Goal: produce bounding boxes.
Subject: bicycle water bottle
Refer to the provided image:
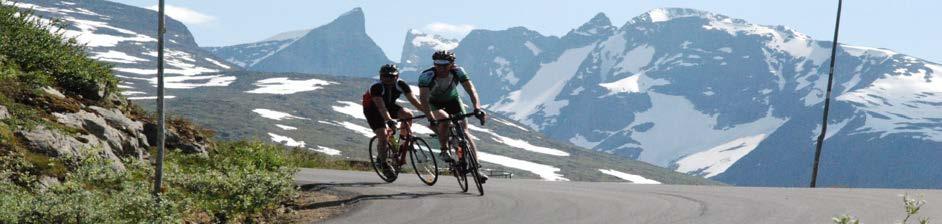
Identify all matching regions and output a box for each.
[389,134,400,151]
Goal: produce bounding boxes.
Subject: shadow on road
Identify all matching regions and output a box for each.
[296,182,472,210]
[299,182,385,192]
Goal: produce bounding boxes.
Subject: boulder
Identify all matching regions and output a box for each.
[144,122,209,155]
[0,105,9,120]
[16,126,125,171]
[53,109,147,159]
[89,106,150,154]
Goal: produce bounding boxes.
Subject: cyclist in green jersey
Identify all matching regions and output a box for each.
[418,50,489,183]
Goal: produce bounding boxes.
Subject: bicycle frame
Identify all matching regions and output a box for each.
[387,115,428,165]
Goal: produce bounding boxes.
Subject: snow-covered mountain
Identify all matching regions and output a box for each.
[208,8,392,77]
[479,8,942,188]
[398,29,458,80]
[8,0,240,99]
[452,13,615,103]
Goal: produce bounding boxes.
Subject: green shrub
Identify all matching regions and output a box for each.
[0,157,180,223]
[0,141,301,223]
[165,141,299,222]
[0,1,117,100]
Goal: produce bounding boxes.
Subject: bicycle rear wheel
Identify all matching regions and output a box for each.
[409,137,438,186]
[463,142,484,196]
[368,136,397,183]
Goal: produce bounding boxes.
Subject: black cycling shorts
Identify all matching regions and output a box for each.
[429,99,465,115]
[364,105,403,130]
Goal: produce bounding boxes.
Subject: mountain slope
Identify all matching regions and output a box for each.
[8,0,240,100]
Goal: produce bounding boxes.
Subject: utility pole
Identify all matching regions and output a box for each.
[810,0,844,188]
[153,0,167,197]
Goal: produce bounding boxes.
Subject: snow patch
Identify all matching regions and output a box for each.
[836,64,942,141]
[492,57,519,85]
[467,125,569,156]
[319,121,374,138]
[246,77,337,94]
[524,41,542,55]
[494,119,528,132]
[275,124,298,131]
[332,101,365,120]
[127,96,175,100]
[632,92,787,166]
[842,44,898,58]
[569,134,602,149]
[253,109,308,121]
[477,151,568,181]
[612,44,657,75]
[91,50,148,64]
[205,57,231,69]
[489,45,596,128]
[411,33,458,51]
[268,133,305,148]
[673,134,768,178]
[311,146,342,156]
[599,74,641,94]
[598,169,661,184]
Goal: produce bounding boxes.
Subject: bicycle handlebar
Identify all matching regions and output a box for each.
[435,111,486,126]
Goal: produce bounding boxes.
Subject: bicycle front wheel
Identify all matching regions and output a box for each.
[451,146,468,192]
[368,136,397,183]
[464,142,484,196]
[410,137,439,186]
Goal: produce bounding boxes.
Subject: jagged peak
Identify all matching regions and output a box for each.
[566,12,615,37]
[324,7,366,33]
[586,12,613,28]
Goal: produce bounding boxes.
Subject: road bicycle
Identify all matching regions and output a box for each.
[436,111,486,196]
[367,115,438,185]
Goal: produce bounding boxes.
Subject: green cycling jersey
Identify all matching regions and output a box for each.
[417,66,470,104]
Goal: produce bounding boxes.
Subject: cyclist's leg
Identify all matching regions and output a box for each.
[365,107,391,162]
[373,128,390,161]
[397,108,413,163]
[433,109,450,150]
[398,107,413,134]
[445,99,467,155]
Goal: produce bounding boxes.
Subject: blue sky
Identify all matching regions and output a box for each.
[113,0,941,63]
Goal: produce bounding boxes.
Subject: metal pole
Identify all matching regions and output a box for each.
[810,0,844,188]
[153,0,167,197]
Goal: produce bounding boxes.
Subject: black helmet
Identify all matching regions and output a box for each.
[379,64,399,76]
[432,50,456,64]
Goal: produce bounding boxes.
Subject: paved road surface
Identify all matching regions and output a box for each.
[295,169,942,224]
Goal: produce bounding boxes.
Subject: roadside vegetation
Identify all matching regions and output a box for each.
[0,2,363,223]
[833,194,931,224]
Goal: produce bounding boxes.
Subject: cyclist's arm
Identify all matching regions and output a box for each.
[372,97,393,121]
[419,87,436,120]
[405,92,427,113]
[460,80,482,111]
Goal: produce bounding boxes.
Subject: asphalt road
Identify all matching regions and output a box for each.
[295,169,942,224]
